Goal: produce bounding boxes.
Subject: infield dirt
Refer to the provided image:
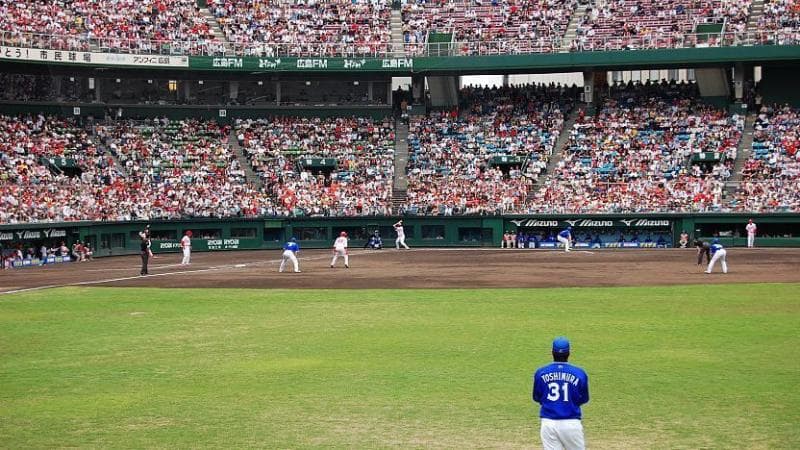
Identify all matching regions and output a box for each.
[2,248,799,293]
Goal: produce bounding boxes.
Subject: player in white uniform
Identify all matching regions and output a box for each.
[180,230,192,265]
[705,239,728,274]
[745,219,757,248]
[331,231,349,268]
[394,220,410,249]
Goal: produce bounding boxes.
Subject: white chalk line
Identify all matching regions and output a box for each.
[0,249,383,297]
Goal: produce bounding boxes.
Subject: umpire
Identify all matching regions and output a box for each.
[694,239,711,265]
[139,226,151,275]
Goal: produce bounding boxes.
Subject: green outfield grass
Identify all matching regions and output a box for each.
[1,284,799,449]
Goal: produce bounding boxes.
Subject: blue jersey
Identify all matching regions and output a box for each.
[283,242,299,253]
[710,243,724,254]
[558,229,571,239]
[533,362,589,420]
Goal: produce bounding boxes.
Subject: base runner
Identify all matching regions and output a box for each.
[331,231,349,268]
[279,237,301,273]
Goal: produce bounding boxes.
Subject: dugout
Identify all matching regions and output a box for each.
[509,218,673,248]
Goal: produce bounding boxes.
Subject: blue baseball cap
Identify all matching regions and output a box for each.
[290,237,297,242]
[552,336,571,354]
[712,238,720,244]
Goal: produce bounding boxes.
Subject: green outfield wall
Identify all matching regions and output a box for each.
[2,214,799,258]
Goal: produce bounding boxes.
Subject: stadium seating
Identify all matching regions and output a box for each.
[235,116,395,216]
[0,0,221,54]
[210,0,392,57]
[405,84,577,215]
[402,0,578,55]
[729,105,800,211]
[525,82,743,213]
[571,0,752,51]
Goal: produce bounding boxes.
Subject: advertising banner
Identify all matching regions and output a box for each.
[190,56,413,72]
[0,46,189,67]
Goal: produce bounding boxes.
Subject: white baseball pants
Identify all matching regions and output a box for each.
[557,236,571,252]
[706,249,728,273]
[396,236,409,249]
[280,250,299,272]
[331,248,349,267]
[747,234,755,248]
[540,418,585,450]
[181,248,191,265]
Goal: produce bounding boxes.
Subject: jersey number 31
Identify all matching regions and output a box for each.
[547,382,569,402]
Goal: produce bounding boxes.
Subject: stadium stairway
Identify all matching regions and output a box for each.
[200,6,234,55]
[391,9,405,57]
[746,0,765,33]
[392,118,410,213]
[726,113,756,195]
[93,125,128,175]
[533,107,581,189]
[561,1,590,52]
[228,129,264,189]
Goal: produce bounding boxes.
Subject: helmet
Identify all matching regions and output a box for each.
[186,230,193,237]
[340,231,348,237]
[567,226,572,230]
[712,238,720,244]
[290,237,297,242]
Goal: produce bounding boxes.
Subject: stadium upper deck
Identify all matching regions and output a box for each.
[0,0,798,59]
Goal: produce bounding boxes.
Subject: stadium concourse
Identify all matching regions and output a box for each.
[2,248,800,293]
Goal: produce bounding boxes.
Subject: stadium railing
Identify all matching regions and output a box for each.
[2,31,799,58]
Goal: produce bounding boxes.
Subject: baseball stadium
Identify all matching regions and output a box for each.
[1,0,799,448]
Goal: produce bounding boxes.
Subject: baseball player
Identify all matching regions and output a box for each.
[694,239,711,266]
[394,220,410,249]
[533,336,590,450]
[502,230,510,248]
[331,231,349,268]
[279,237,301,273]
[557,226,573,252]
[364,230,383,250]
[706,238,728,274]
[746,219,757,248]
[180,230,192,265]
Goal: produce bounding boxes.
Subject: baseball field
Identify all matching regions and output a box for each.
[1,249,799,448]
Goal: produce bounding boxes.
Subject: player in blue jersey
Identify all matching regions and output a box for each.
[279,237,301,273]
[557,227,573,252]
[533,336,590,450]
[705,238,728,274]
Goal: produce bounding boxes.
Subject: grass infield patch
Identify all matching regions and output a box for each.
[1,284,798,448]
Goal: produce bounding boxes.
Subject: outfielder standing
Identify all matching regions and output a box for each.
[180,230,192,265]
[331,231,349,268]
[706,238,728,274]
[533,336,590,450]
[394,220,410,249]
[279,237,301,273]
[557,227,573,252]
[746,219,757,248]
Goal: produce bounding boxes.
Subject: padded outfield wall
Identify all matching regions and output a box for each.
[2,214,799,259]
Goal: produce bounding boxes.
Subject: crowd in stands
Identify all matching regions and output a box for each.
[730,104,800,211]
[210,0,392,57]
[0,0,221,54]
[756,0,800,44]
[95,119,279,219]
[405,84,577,215]
[235,116,395,216]
[402,0,577,54]
[525,81,743,213]
[571,0,752,51]
[3,0,800,56]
